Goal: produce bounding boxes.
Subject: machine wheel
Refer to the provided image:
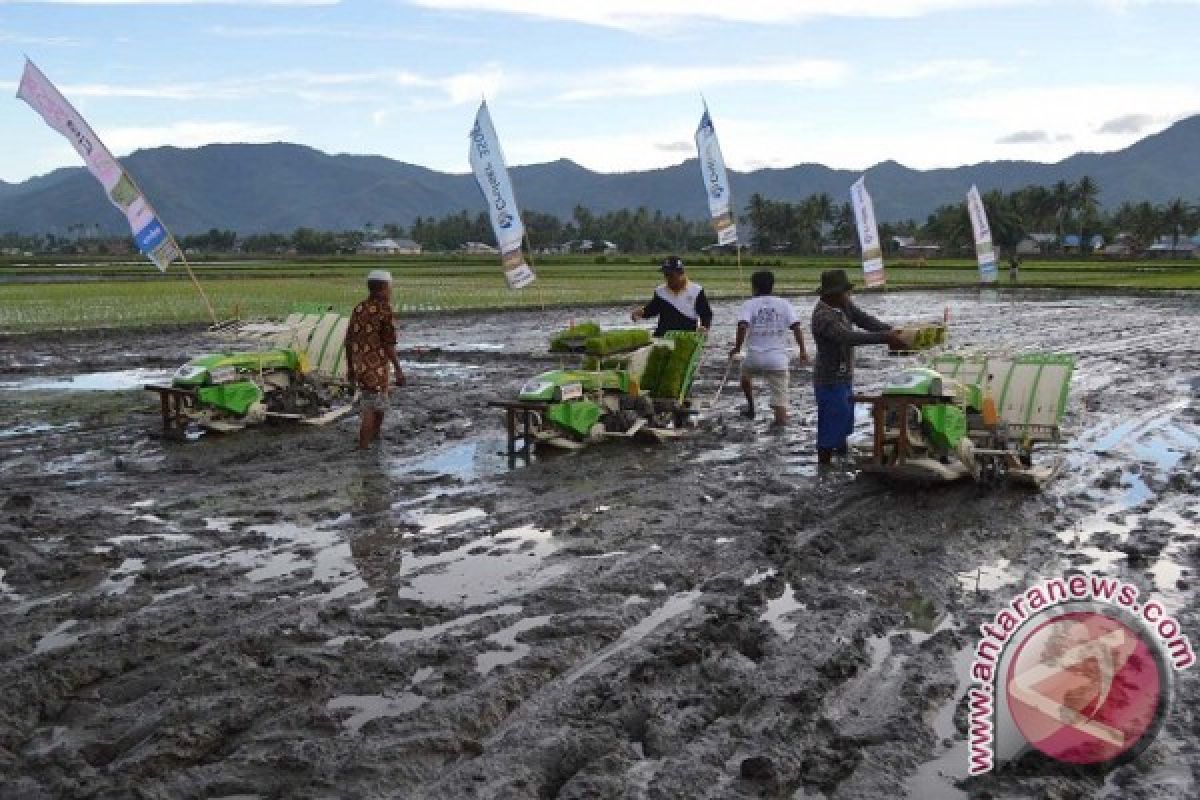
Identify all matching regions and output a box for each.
[268,375,326,416]
[603,409,642,433]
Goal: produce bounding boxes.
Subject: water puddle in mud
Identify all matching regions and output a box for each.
[381,603,523,646]
[760,583,804,640]
[407,341,505,353]
[905,641,975,799]
[149,586,196,605]
[0,568,21,601]
[956,558,1019,593]
[34,619,82,654]
[396,524,565,606]
[168,520,365,601]
[692,444,745,465]
[398,360,483,380]
[4,591,70,616]
[743,567,776,586]
[475,614,553,675]
[391,439,509,481]
[413,508,487,532]
[327,692,427,734]
[108,532,194,545]
[206,517,240,534]
[565,590,701,684]
[0,368,168,392]
[0,421,80,439]
[98,558,145,595]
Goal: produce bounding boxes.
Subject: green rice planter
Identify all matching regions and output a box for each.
[518,323,706,443]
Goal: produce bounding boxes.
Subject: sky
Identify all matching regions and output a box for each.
[1,0,1199,184]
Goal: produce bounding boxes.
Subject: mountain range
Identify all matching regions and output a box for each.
[2,116,1199,235]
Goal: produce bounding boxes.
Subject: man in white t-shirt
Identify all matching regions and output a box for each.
[729,271,809,427]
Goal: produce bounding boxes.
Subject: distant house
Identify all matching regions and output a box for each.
[820,243,855,256]
[1061,234,1105,254]
[1145,236,1199,258]
[1016,233,1057,256]
[558,239,618,254]
[358,237,421,256]
[891,235,941,258]
[462,241,499,255]
[1101,233,1135,258]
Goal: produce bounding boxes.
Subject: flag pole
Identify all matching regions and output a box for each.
[522,228,546,311]
[120,167,218,326]
[735,241,744,291]
[176,246,219,326]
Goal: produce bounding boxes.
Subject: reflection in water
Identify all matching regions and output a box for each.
[396,525,565,606]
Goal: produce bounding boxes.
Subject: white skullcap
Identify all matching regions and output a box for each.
[367,270,393,283]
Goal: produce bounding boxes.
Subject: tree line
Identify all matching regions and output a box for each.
[4,178,1198,257]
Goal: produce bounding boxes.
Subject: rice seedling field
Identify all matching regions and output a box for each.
[1,255,1197,332]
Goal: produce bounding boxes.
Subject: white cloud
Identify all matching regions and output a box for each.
[880,59,1006,85]
[101,121,293,153]
[5,1,337,5]
[0,31,80,45]
[938,83,1200,159]
[410,0,1200,32]
[409,0,1024,30]
[205,23,478,43]
[550,60,846,102]
[22,66,507,107]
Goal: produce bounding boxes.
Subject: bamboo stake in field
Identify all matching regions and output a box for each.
[523,230,546,311]
[176,248,219,326]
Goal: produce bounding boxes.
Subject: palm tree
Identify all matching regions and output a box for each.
[1075,176,1100,254]
[1051,180,1074,248]
[1163,198,1195,253]
[983,190,1024,258]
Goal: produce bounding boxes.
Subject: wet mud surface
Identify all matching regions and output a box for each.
[1,290,1198,799]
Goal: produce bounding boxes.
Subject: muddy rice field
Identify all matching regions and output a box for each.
[1,289,1198,799]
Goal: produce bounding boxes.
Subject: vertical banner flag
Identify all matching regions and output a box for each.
[468,100,536,290]
[695,104,737,246]
[966,184,998,283]
[16,59,180,272]
[850,176,886,288]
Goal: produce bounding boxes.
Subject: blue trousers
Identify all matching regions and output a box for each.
[815,383,854,451]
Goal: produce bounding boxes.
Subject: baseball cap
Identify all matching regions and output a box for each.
[660,256,685,274]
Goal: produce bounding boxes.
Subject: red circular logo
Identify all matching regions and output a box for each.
[1006,609,1168,765]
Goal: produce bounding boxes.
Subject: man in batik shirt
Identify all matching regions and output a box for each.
[345,270,404,450]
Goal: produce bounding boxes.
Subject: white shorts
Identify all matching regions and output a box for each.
[741,366,789,407]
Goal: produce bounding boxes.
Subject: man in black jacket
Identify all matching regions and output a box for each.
[811,269,907,466]
[631,256,713,336]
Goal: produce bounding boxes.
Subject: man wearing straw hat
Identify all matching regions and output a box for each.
[811,269,907,466]
[345,270,405,450]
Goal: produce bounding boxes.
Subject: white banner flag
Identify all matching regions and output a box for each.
[695,105,737,246]
[468,100,535,290]
[966,184,998,284]
[850,176,885,288]
[16,59,180,272]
